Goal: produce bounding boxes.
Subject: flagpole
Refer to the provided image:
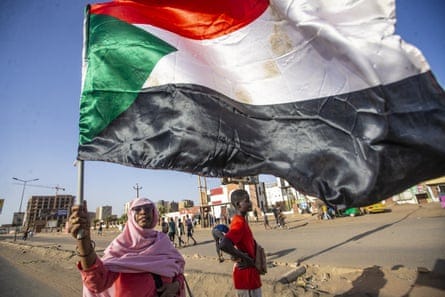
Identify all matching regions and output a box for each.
[75,5,90,240]
[76,159,85,239]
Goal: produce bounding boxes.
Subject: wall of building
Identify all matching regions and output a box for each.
[96,206,112,221]
[24,195,75,232]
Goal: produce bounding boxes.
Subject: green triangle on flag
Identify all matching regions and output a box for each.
[79,13,177,145]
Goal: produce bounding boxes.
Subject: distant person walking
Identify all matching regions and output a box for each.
[253,208,259,222]
[272,206,279,226]
[161,217,169,234]
[185,215,197,246]
[322,204,332,220]
[177,218,186,247]
[278,209,288,229]
[168,217,177,244]
[22,229,29,241]
[211,223,229,262]
[97,224,103,236]
[262,210,271,229]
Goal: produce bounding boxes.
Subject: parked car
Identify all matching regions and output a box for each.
[341,207,362,217]
[0,228,7,234]
[362,202,388,214]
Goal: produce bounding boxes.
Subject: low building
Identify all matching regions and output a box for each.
[96,205,112,221]
[178,199,194,209]
[24,195,75,232]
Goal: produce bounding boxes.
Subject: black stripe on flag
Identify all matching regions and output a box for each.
[78,71,445,207]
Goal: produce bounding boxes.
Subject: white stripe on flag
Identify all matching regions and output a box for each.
[138,1,429,105]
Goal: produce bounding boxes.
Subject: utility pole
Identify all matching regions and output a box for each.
[133,183,142,198]
[12,177,39,241]
[198,176,209,228]
[197,176,208,206]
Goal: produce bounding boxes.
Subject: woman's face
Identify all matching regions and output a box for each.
[132,204,155,228]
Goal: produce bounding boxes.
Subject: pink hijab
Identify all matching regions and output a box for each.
[102,197,185,276]
[83,198,185,297]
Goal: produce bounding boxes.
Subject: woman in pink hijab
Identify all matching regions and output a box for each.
[69,198,185,297]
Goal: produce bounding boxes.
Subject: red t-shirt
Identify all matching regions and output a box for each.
[225,214,261,290]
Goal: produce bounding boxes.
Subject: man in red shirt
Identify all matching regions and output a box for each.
[220,189,262,297]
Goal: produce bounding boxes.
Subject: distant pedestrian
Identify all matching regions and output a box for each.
[322,204,332,220]
[278,210,288,229]
[253,208,259,222]
[211,224,229,262]
[97,224,103,236]
[272,206,279,226]
[315,199,325,220]
[168,217,176,244]
[161,217,169,234]
[177,218,185,247]
[209,214,215,227]
[22,229,28,241]
[185,215,197,246]
[263,211,271,229]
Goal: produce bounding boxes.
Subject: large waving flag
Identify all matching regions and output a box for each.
[78,0,445,207]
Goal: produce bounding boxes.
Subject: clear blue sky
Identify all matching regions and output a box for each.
[0,0,444,225]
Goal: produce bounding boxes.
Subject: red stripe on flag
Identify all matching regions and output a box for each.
[90,0,269,40]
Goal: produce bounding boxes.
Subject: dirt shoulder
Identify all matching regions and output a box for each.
[1,239,444,296]
[1,203,444,296]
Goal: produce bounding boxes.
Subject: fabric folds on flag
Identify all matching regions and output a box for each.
[78,0,445,207]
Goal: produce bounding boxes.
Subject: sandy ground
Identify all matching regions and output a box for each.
[1,241,444,297]
[1,204,445,296]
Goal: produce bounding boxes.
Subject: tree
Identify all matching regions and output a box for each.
[93,219,100,230]
[157,205,166,216]
[119,213,128,224]
[105,215,113,229]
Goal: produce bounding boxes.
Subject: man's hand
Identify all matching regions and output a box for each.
[236,253,255,269]
[220,237,255,269]
[157,280,180,297]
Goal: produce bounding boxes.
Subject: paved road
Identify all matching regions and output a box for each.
[193,204,445,272]
[3,203,445,273]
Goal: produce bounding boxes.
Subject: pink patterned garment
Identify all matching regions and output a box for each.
[79,198,185,297]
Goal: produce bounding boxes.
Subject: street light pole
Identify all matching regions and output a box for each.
[13,177,39,213]
[133,183,142,198]
[12,177,39,241]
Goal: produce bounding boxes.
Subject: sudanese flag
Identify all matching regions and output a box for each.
[77,0,445,207]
